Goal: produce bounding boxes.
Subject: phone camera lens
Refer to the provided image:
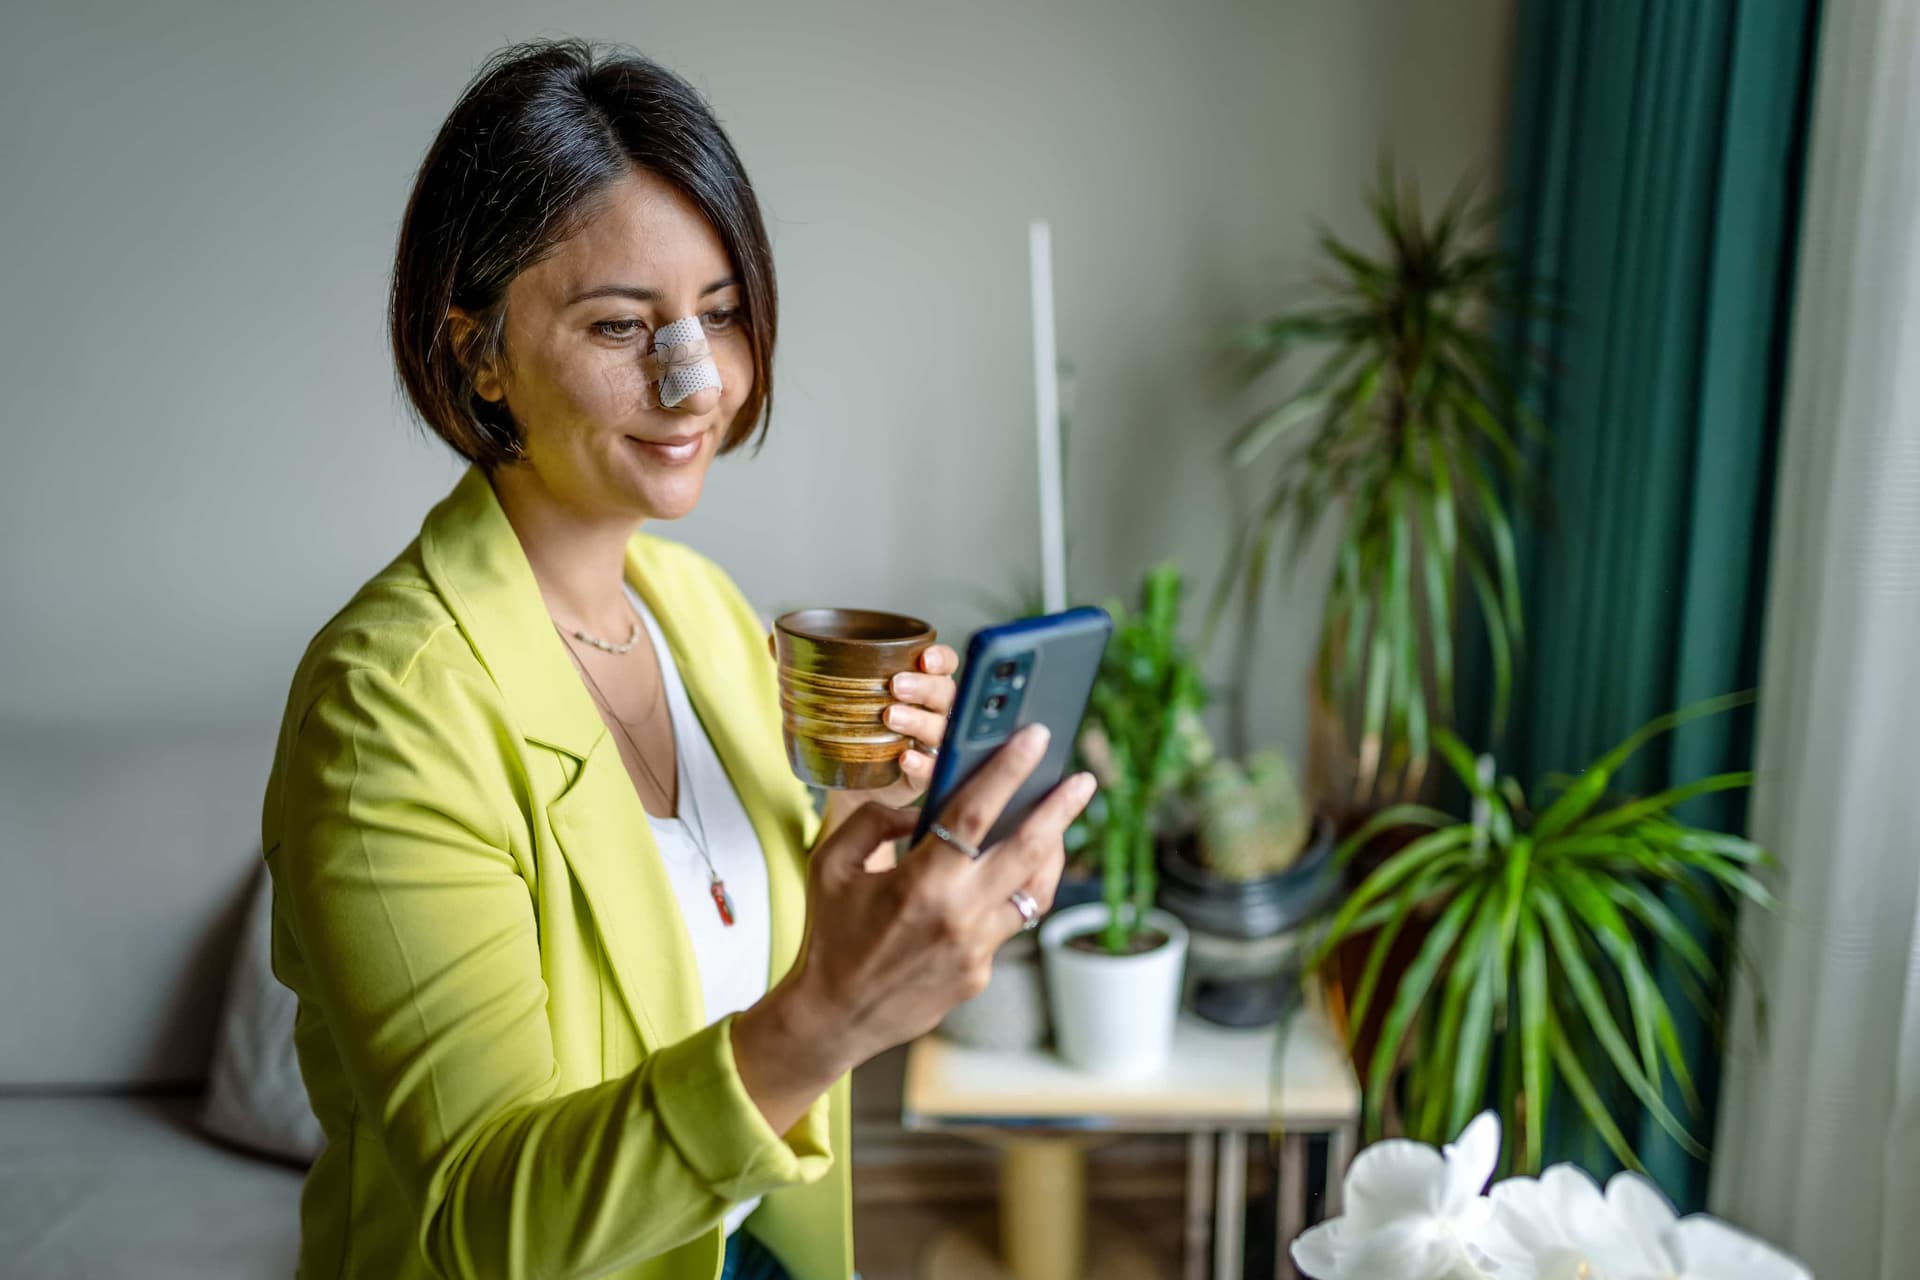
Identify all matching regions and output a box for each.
[985,693,1008,714]
[992,660,1019,679]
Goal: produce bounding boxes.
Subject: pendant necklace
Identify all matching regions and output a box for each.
[558,618,736,927]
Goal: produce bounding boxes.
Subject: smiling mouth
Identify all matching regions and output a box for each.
[625,430,708,464]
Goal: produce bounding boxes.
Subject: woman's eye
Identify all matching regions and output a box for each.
[593,318,645,340]
[701,307,741,332]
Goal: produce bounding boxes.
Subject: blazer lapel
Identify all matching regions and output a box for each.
[419,465,704,1051]
[625,542,811,992]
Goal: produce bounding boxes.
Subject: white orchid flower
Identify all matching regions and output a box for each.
[1598,1173,1813,1280]
[1481,1164,1811,1280]
[1483,1164,1612,1279]
[1291,1112,1503,1280]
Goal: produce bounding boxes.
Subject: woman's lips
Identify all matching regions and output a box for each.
[626,431,706,465]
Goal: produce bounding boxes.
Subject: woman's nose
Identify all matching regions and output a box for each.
[666,384,722,416]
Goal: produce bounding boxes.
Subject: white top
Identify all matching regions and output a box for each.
[626,584,771,1235]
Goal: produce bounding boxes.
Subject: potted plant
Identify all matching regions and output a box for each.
[1314,694,1775,1173]
[1156,750,1339,1027]
[1208,173,1548,818]
[1040,563,1202,1077]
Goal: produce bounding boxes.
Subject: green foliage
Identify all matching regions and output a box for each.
[1195,749,1311,880]
[1080,563,1211,953]
[1210,170,1553,805]
[1314,694,1775,1173]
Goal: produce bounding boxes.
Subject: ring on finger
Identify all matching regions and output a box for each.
[1009,888,1041,931]
[927,820,983,861]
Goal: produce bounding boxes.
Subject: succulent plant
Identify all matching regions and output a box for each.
[1196,748,1312,881]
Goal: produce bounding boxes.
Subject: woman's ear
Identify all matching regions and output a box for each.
[447,306,505,403]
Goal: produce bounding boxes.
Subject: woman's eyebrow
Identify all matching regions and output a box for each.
[566,276,738,305]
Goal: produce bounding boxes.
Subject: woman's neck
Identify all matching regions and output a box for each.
[487,466,641,639]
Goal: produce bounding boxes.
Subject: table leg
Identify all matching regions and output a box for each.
[1327,1123,1358,1216]
[999,1137,1086,1280]
[1185,1131,1215,1280]
[1276,1133,1307,1279]
[1213,1130,1246,1280]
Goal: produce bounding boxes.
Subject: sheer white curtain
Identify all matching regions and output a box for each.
[1709,2,1920,1277]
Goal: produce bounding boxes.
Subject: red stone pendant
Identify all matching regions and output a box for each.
[709,877,736,927]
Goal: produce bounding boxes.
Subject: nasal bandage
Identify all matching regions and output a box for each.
[647,315,723,408]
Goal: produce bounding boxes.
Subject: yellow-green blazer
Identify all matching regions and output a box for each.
[262,464,849,1280]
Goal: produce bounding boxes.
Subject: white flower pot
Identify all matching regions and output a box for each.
[1038,902,1189,1078]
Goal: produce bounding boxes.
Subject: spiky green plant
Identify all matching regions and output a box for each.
[1313,694,1775,1173]
[1210,172,1551,807]
[1079,563,1209,953]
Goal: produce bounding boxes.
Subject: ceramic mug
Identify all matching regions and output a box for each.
[772,608,936,790]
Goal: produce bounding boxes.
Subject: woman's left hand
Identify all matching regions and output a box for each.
[820,644,958,842]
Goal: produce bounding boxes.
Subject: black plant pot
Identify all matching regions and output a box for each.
[1155,817,1339,1027]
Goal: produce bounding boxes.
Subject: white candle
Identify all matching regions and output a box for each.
[1029,219,1067,615]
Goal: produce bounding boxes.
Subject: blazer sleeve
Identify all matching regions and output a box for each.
[270,659,831,1280]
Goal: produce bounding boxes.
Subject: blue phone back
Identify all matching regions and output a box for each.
[913,606,1113,850]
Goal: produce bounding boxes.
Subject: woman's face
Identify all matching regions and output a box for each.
[466,167,753,522]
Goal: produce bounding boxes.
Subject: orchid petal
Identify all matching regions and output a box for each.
[1345,1140,1450,1229]
[1343,1219,1451,1279]
[1291,1216,1348,1280]
[1671,1217,1813,1280]
[1442,1112,1503,1212]
[1604,1172,1678,1235]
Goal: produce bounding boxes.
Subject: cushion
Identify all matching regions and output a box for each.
[198,866,323,1164]
[0,1094,300,1278]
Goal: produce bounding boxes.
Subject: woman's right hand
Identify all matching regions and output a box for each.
[732,724,1096,1131]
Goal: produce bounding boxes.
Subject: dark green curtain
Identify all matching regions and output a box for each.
[1465,0,1821,1211]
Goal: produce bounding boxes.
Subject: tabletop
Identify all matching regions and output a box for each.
[901,1007,1361,1134]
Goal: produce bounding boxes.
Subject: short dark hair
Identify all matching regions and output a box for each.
[390,39,778,470]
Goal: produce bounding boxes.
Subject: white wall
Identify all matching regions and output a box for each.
[0,0,1512,1083]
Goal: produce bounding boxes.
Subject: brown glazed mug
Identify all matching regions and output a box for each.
[773,608,936,790]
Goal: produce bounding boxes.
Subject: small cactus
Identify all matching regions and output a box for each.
[1196,750,1311,880]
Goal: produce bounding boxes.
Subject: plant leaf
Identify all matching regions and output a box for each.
[1533,890,1705,1157]
[1517,909,1549,1171]
[1547,1014,1642,1172]
[1321,826,1475,949]
[1466,557,1513,731]
[1579,773,1757,839]
[1448,913,1502,1138]
[1586,692,1756,781]
[1418,492,1455,718]
[1558,869,1700,1112]
[1345,849,1473,1044]
[1229,392,1328,469]
[1603,878,1718,983]
[1332,802,1456,864]
[1532,766,1614,843]
[1364,883,1486,1136]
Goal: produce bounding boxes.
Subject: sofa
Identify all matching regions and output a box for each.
[0,721,303,1277]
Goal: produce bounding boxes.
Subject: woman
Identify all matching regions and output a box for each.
[262,39,1091,1280]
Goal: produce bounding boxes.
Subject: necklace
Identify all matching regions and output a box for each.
[568,604,644,654]
[558,620,737,927]
[558,627,673,801]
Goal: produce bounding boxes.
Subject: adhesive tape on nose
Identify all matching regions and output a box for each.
[649,315,722,408]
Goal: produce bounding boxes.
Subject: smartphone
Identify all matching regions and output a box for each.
[912,606,1113,851]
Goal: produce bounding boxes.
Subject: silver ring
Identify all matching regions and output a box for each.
[1009,889,1041,931]
[927,820,983,861]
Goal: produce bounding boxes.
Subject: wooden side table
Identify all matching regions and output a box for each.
[901,1004,1361,1280]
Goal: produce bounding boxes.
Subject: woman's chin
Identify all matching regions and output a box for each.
[622,468,708,522]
